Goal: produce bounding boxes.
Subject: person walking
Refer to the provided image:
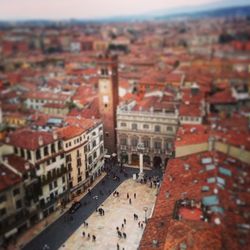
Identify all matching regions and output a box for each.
[121,223,124,229]
[123,232,127,239]
[82,231,85,237]
[129,198,132,205]
[117,243,120,250]
[124,218,126,225]
[134,193,136,199]
[87,233,90,240]
[127,193,129,199]
[92,235,96,241]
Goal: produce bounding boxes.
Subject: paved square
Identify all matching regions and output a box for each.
[59,178,157,250]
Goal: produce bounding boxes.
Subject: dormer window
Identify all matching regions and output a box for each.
[101,68,109,76]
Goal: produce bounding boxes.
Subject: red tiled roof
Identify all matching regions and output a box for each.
[5,154,34,174]
[176,124,209,146]
[24,91,70,101]
[9,129,57,150]
[208,90,236,104]
[179,103,202,117]
[0,164,22,192]
[140,151,250,250]
[57,125,85,140]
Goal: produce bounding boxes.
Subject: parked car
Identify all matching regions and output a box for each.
[69,201,81,214]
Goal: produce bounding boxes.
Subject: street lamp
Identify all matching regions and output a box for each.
[93,195,98,211]
[143,206,148,223]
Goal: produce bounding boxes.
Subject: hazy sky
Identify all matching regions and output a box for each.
[0,0,229,20]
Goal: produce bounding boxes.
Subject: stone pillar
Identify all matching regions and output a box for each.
[138,153,144,180]
[139,153,143,174]
[128,153,131,165]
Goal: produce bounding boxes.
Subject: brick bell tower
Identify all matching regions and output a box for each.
[97,53,119,154]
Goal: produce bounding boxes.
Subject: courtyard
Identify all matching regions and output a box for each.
[59,178,157,250]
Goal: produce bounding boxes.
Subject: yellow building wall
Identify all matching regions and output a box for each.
[215,141,250,164]
[175,142,208,158]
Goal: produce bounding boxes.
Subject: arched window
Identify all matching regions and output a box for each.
[131,136,138,147]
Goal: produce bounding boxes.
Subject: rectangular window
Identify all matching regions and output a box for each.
[62,176,66,183]
[143,124,149,129]
[77,158,82,166]
[155,125,161,132]
[0,195,7,203]
[143,139,150,148]
[66,155,71,162]
[51,144,55,153]
[27,151,31,160]
[44,146,49,156]
[100,145,104,154]
[0,208,6,216]
[131,138,138,147]
[154,141,161,149]
[88,156,92,164]
[36,150,41,160]
[121,122,126,127]
[13,188,20,196]
[58,141,62,150]
[167,126,173,132]
[49,183,53,191]
[16,200,22,209]
[78,176,82,183]
[120,138,127,145]
[132,123,137,130]
[93,151,97,159]
[54,180,57,188]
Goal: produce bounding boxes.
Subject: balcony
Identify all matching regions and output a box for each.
[120,145,127,150]
[41,167,68,185]
[154,149,162,154]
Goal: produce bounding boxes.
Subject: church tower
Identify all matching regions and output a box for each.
[97,54,119,154]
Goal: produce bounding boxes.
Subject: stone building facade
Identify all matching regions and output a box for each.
[116,99,179,169]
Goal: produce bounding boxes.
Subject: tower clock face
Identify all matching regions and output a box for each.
[103,95,109,104]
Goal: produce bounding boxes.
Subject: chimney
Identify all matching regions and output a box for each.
[5,136,10,143]
[25,162,30,170]
[208,137,215,151]
[4,157,8,164]
[38,136,43,146]
[53,131,58,140]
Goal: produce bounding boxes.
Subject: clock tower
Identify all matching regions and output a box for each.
[97,53,119,154]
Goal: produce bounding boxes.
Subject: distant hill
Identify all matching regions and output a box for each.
[0,1,250,27]
[154,5,250,21]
